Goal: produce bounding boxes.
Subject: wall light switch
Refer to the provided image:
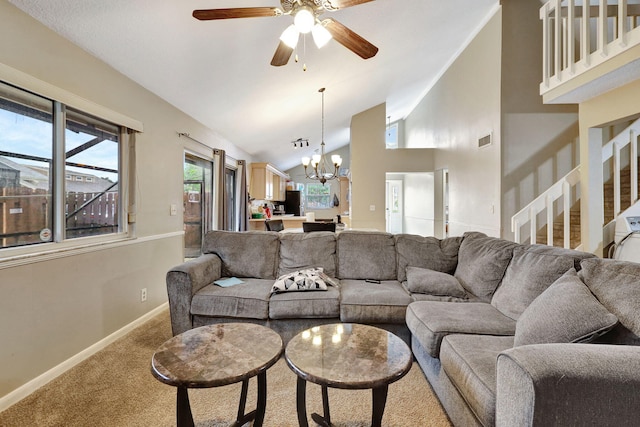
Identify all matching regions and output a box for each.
[369,205,376,211]
[170,204,177,216]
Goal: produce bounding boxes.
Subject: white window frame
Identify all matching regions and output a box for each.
[386,121,399,149]
[0,64,142,262]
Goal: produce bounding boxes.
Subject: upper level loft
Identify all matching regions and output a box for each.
[541,0,640,103]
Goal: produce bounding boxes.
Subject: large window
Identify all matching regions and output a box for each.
[306,183,332,209]
[0,81,125,250]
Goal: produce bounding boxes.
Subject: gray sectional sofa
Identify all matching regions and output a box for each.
[166,229,640,426]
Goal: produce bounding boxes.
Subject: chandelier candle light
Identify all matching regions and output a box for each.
[302,88,342,185]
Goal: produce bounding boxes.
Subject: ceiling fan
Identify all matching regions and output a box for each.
[192,0,379,66]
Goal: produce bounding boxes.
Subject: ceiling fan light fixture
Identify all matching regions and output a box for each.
[280,24,300,48]
[311,22,332,48]
[294,6,315,34]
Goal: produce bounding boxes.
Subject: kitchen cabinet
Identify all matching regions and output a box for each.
[250,162,289,201]
[273,174,287,201]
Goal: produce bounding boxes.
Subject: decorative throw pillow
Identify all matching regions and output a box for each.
[406,266,467,298]
[514,269,618,347]
[271,267,338,293]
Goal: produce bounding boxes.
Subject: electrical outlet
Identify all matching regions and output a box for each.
[170,204,177,216]
[140,288,147,302]
[369,205,376,211]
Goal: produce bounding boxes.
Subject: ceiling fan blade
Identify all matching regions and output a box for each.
[193,7,279,20]
[271,41,294,66]
[325,0,375,10]
[324,18,378,59]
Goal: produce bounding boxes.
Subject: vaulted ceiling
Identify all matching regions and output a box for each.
[8,0,499,171]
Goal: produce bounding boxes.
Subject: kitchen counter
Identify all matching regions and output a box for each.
[248,215,349,231]
[248,216,307,231]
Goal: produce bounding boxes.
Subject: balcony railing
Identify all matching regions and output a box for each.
[541,0,640,97]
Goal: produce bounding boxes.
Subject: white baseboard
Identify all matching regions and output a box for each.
[0,302,168,413]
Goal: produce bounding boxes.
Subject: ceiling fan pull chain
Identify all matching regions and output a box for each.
[303,34,307,71]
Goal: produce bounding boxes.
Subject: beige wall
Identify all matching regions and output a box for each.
[500,0,579,241]
[579,79,640,253]
[0,1,253,400]
[350,104,435,231]
[403,9,503,237]
[401,2,579,239]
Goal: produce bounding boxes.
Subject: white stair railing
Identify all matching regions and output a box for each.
[512,117,640,250]
[601,118,640,241]
[512,166,581,248]
[540,0,640,96]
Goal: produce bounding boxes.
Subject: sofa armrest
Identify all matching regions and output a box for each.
[166,254,222,335]
[496,343,640,427]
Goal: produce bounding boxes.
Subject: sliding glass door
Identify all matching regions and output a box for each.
[184,153,212,258]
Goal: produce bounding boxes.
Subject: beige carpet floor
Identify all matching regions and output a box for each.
[0,309,452,426]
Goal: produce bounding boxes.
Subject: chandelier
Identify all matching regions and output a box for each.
[301,88,342,185]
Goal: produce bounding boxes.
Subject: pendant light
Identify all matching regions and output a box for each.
[301,88,342,185]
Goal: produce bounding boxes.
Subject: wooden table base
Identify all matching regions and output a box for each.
[296,377,389,427]
[175,373,268,427]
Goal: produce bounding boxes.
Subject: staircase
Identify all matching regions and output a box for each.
[513,116,640,253]
[535,159,640,249]
[536,200,581,248]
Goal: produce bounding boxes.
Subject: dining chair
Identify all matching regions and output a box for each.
[265,219,284,232]
[302,222,336,232]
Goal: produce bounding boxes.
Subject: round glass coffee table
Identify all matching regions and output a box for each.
[151,323,283,427]
[285,323,412,427]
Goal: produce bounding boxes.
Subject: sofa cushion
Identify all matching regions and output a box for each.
[191,278,274,319]
[406,266,467,298]
[337,231,397,280]
[269,286,340,319]
[579,258,640,345]
[492,245,595,320]
[395,234,463,282]
[202,231,280,279]
[514,269,618,346]
[278,232,337,277]
[454,232,519,302]
[410,293,474,303]
[339,279,411,323]
[406,301,516,358]
[441,334,514,427]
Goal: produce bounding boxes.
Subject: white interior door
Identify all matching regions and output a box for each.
[386,179,403,234]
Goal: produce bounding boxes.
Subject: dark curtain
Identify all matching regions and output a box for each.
[237,159,249,231]
[213,149,226,230]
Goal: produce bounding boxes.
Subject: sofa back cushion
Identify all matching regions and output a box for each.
[579,258,640,345]
[453,232,518,302]
[514,269,618,346]
[492,245,596,320]
[202,230,280,279]
[406,267,467,298]
[395,234,463,282]
[278,232,337,277]
[337,231,397,280]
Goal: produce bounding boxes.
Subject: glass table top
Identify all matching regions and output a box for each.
[285,323,412,389]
